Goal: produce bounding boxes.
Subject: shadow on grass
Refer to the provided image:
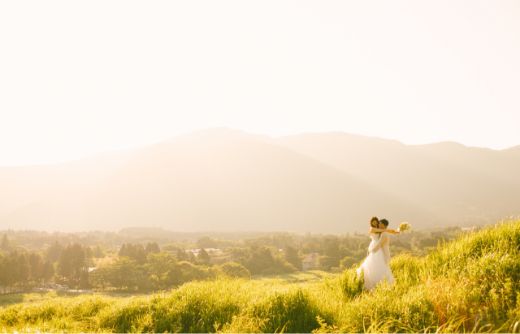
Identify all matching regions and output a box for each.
[252,270,336,283]
[0,293,28,307]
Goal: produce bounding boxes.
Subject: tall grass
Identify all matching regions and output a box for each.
[335,220,520,333]
[1,220,519,333]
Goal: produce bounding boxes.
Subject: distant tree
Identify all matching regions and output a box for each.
[91,245,105,258]
[285,246,302,270]
[197,236,218,249]
[28,253,44,282]
[244,246,296,275]
[0,254,8,291]
[145,242,161,254]
[119,243,147,264]
[145,252,181,290]
[339,255,357,269]
[197,248,211,265]
[13,252,30,288]
[79,270,90,289]
[229,247,251,264]
[85,247,94,262]
[1,253,18,288]
[420,237,438,248]
[46,242,63,263]
[187,251,197,263]
[41,260,55,283]
[1,234,10,251]
[218,262,251,279]
[91,257,147,291]
[57,244,88,288]
[321,237,342,269]
[175,248,189,261]
[245,246,274,274]
[177,261,215,282]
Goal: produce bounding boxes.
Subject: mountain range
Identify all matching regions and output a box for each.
[1,128,519,232]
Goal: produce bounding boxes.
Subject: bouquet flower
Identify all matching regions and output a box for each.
[398,222,411,232]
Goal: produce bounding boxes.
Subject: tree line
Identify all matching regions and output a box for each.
[0,226,464,293]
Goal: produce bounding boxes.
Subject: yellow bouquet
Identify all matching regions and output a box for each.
[398,222,411,232]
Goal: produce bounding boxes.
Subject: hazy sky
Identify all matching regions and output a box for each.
[1,0,519,166]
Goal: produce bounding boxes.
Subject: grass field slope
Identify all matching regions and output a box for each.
[1,220,519,333]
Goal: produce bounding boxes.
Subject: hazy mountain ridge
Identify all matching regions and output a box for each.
[276,132,520,225]
[0,128,518,232]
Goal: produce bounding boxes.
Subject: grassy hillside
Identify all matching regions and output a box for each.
[1,221,519,333]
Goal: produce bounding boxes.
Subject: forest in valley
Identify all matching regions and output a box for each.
[0,226,464,293]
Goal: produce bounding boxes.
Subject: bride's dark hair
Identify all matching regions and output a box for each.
[370,216,379,228]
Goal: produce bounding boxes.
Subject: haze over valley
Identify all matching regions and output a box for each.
[1,128,518,233]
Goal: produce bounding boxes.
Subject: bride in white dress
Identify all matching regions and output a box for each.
[356,217,399,290]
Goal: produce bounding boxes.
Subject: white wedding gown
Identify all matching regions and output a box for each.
[356,233,394,290]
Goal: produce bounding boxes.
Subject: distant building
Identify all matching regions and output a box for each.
[302,252,320,271]
[185,248,223,257]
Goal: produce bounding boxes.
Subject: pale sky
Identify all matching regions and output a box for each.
[1,0,519,166]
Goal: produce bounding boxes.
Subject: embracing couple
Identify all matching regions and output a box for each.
[356,216,401,290]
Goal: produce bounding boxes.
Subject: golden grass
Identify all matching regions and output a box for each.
[1,220,519,333]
